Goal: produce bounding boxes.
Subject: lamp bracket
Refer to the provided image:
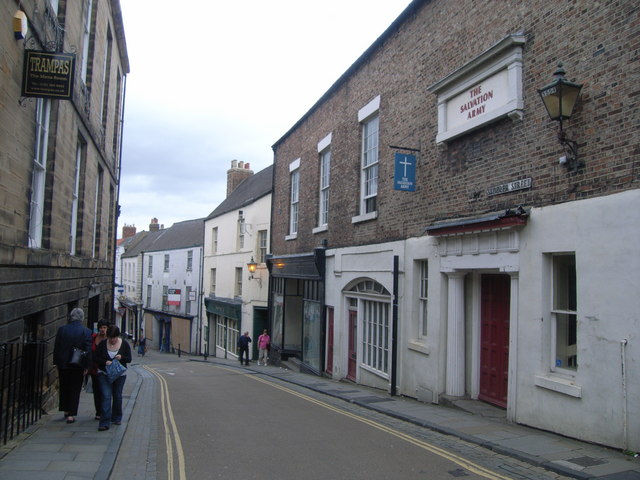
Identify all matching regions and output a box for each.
[558,128,583,173]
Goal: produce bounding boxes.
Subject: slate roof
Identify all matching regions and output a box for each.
[121,218,204,257]
[206,164,273,220]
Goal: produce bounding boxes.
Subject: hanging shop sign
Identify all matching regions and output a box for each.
[21,50,76,100]
[394,153,416,191]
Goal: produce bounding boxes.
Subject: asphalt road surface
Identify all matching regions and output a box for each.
[128,359,569,480]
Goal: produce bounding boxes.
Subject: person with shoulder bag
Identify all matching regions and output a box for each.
[53,307,92,424]
[95,325,132,431]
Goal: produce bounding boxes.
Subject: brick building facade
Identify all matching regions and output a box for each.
[0,0,129,412]
[269,0,638,450]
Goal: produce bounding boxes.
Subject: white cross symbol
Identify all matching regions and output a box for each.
[399,155,412,177]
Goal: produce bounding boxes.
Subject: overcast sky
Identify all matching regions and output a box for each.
[117,0,412,235]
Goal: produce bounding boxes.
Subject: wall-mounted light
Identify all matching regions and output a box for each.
[246,257,261,286]
[538,63,583,172]
[247,257,257,276]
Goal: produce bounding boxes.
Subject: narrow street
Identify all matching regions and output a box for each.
[113,356,572,480]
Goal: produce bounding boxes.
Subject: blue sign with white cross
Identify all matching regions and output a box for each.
[394,153,416,191]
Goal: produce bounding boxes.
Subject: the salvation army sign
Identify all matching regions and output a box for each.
[428,34,525,145]
[22,50,76,100]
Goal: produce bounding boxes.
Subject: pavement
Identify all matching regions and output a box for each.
[1,352,638,480]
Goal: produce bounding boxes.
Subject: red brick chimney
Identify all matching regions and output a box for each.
[122,224,136,239]
[226,160,254,197]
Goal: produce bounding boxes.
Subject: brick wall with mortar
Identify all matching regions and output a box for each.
[0,0,130,412]
[271,0,638,256]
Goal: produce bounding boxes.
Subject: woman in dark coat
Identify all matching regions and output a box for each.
[53,307,92,423]
[95,325,132,431]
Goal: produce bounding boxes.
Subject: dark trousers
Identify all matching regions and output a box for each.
[91,374,103,417]
[58,368,84,416]
[239,346,249,365]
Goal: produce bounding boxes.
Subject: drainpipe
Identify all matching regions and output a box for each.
[111,74,127,322]
[620,338,628,451]
[391,255,399,396]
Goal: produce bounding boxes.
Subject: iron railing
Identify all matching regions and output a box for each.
[0,342,46,445]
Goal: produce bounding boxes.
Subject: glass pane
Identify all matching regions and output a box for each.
[554,255,576,311]
[555,312,577,369]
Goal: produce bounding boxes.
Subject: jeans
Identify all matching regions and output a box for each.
[98,373,126,428]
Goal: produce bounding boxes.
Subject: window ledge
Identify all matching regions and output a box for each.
[312,225,328,234]
[360,364,389,381]
[534,374,582,398]
[352,211,377,224]
[408,339,430,356]
[285,233,297,241]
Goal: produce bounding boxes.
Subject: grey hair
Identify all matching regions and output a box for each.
[70,308,84,322]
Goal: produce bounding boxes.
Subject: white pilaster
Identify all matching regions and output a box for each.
[446,272,466,396]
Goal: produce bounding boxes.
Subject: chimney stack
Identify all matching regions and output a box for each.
[226,159,254,197]
[122,224,136,239]
[149,218,160,232]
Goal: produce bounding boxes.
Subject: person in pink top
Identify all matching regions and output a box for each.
[257,330,270,366]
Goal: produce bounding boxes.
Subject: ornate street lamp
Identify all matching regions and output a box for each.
[538,63,583,172]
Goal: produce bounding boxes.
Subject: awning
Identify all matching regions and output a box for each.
[425,207,529,237]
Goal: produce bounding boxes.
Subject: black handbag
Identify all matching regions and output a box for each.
[69,347,88,368]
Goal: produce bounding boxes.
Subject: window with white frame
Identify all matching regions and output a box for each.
[551,253,577,371]
[146,285,152,307]
[210,268,216,295]
[164,254,169,271]
[92,167,103,258]
[100,27,112,130]
[211,227,218,253]
[187,250,193,271]
[319,148,331,227]
[257,230,267,263]
[238,217,245,250]
[361,115,379,214]
[419,260,428,337]
[216,316,239,354]
[29,98,51,249]
[348,279,391,376]
[80,0,93,83]
[185,286,192,314]
[289,167,300,236]
[70,137,84,255]
[355,96,380,218]
[162,285,168,310]
[235,267,243,297]
[148,255,153,276]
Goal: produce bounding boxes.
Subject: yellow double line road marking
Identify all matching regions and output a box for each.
[144,366,186,480]
[245,372,512,480]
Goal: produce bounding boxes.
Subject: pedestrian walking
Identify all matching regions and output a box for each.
[89,319,109,420]
[137,331,147,356]
[53,307,92,424]
[257,330,270,365]
[95,325,132,431]
[237,331,251,366]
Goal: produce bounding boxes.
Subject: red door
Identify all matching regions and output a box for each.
[479,274,510,408]
[326,307,334,375]
[347,309,357,381]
